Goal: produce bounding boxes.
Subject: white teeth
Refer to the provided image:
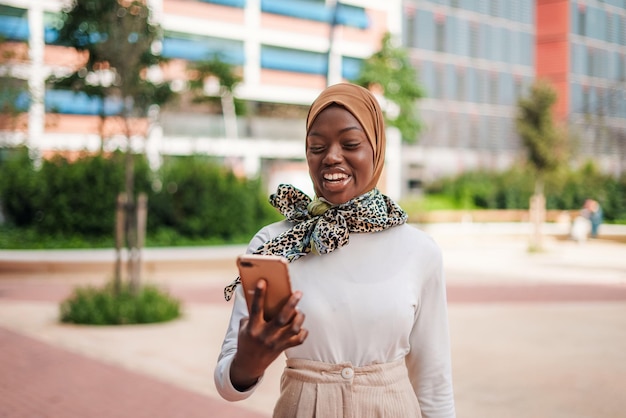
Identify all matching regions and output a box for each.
[324,173,348,181]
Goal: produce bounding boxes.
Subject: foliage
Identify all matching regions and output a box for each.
[0,146,42,227]
[0,147,151,236]
[352,32,425,143]
[149,155,281,241]
[49,0,174,117]
[188,54,242,94]
[0,149,281,247]
[425,166,534,210]
[422,163,626,223]
[515,80,569,187]
[59,281,181,325]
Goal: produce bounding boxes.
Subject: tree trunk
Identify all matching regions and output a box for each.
[114,193,127,294]
[529,178,545,252]
[221,90,238,139]
[130,193,147,293]
[123,114,138,292]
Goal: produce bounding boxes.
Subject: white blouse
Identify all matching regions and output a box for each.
[214,221,456,418]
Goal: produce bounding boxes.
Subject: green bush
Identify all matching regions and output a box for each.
[59,282,181,325]
[0,148,281,248]
[148,155,281,241]
[423,162,626,223]
[0,148,152,236]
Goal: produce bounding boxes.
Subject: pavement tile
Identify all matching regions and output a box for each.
[0,327,266,418]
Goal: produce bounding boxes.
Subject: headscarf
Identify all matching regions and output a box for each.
[306,83,386,198]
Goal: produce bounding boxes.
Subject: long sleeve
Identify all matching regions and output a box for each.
[405,243,456,418]
[213,221,291,401]
[213,284,260,401]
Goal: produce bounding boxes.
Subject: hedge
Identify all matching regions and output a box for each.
[0,147,281,246]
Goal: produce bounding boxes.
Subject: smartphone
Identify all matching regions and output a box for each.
[236,254,292,321]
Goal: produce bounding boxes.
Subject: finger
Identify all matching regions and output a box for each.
[273,290,303,327]
[277,327,309,352]
[248,279,267,322]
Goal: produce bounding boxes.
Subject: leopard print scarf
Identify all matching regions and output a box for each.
[224,184,407,301]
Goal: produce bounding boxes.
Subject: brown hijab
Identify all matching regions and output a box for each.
[305,83,385,199]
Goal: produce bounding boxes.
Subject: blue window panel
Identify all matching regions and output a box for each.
[570,2,579,35]
[44,28,60,43]
[611,51,622,81]
[342,56,362,80]
[261,0,369,30]
[484,25,494,61]
[466,67,477,103]
[499,72,513,106]
[447,64,459,100]
[570,42,579,76]
[261,46,327,75]
[418,61,435,98]
[0,91,30,112]
[416,9,435,50]
[523,31,533,67]
[45,90,124,116]
[455,18,469,57]
[0,15,28,41]
[445,16,457,55]
[161,36,244,64]
[199,0,246,7]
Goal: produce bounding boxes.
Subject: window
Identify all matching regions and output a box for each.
[456,66,466,101]
[435,14,446,53]
[404,5,417,48]
[489,72,499,104]
[578,4,587,36]
[469,22,480,58]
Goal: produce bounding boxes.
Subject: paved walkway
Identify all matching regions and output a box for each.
[1,224,625,418]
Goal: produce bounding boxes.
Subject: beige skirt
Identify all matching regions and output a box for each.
[273,358,422,418]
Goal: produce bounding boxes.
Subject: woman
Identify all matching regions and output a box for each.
[215,83,456,418]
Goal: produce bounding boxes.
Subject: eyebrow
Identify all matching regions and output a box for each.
[307,125,363,136]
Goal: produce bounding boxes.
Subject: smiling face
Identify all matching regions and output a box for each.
[306,104,375,205]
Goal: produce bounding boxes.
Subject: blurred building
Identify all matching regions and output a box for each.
[536,0,626,175]
[400,0,536,193]
[400,0,625,190]
[0,0,625,199]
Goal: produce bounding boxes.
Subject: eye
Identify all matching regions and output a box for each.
[307,144,325,154]
[343,141,362,150]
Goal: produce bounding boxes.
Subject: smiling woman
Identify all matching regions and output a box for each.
[215,83,456,418]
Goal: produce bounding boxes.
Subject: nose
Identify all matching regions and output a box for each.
[322,143,343,165]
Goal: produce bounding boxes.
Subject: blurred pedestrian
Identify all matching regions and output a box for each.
[582,199,603,238]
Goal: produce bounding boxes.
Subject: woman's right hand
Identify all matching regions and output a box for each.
[229,279,308,391]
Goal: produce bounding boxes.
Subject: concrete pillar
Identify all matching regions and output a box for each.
[27,0,45,162]
[385,126,402,201]
[243,153,261,177]
[244,0,261,87]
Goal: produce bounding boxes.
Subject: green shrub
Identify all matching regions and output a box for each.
[0,148,152,236]
[59,282,181,325]
[148,155,281,241]
[423,162,626,223]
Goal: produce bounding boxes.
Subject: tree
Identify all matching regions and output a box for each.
[187,54,243,139]
[50,0,176,291]
[516,79,569,251]
[352,32,425,143]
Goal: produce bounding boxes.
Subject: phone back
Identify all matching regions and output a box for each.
[236,254,292,321]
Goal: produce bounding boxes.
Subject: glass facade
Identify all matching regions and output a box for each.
[402,0,535,153]
[568,1,626,158]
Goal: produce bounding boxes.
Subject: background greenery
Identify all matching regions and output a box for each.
[416,161,626,223]
[1,148,625,250]
[0,146,281,249]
